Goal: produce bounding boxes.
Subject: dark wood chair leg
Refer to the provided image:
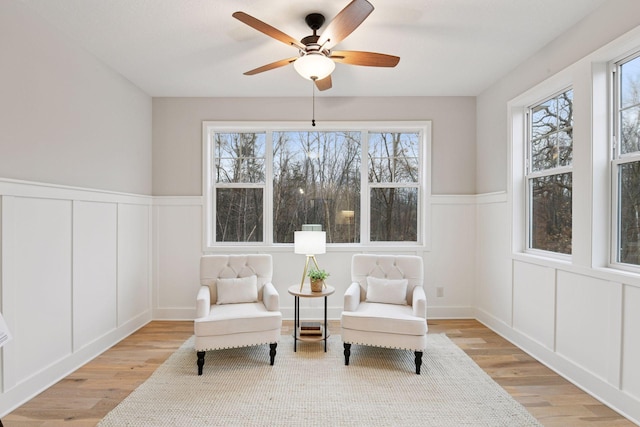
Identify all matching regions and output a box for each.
[343,343,351,365]
[415,351,423,375]
[197,351,205,376]
[269,343,277,365]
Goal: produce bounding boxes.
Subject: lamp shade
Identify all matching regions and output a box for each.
[294,231,326,255]
[293,53,335,81]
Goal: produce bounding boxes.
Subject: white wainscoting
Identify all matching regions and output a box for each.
[152,197,203,320]
[4,184,639,424]
[152,194,479,321]
[73,201,118,351]
[475,191,640,425]
[555,271,621,384]
[0,179,152,417]
[475,192,513,324]
[513,262,556,350]
[623,285,640,401]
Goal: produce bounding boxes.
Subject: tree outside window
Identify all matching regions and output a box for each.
[272,131,361,244]
[527,89,573,254]
[214,133,265,242]
[368,132,420,242]
[615,54,640,266]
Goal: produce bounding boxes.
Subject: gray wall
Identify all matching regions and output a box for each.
[0,0,152,194]
[152,96,476,196]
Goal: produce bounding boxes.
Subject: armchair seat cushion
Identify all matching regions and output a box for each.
[195,302,282,337]
[341,302,427,336]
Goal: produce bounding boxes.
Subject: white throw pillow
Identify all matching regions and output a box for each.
[365,276,408,305]
[216,275,258,304]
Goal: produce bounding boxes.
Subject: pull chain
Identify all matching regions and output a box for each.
[311,77,316,127]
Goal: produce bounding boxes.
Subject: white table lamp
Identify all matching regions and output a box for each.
[294,230,326,290]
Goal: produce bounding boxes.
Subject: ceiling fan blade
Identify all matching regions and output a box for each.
[315,75,332,91]
[243,57,298,75]
[233,11,305,50]
[331,50,400,67]
[317,0,374,50]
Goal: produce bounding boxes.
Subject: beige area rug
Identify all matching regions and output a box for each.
[99,334,541,426]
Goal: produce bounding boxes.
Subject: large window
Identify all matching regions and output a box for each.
[272,131,361,244]
[526,89,574,255]
[203,122,430,247]
[613,53,640,266]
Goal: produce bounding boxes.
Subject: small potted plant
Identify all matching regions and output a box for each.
[307,268,329,292]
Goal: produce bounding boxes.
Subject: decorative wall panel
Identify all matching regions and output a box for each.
[2,197,72,388]
[513,261,556,350]
[72,201,118,351]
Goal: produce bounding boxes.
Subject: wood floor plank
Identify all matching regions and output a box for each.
[2,319,635,426]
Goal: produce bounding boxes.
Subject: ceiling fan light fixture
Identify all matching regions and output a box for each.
[294,52,335,81]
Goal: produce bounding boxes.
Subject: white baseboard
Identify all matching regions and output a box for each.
[0,312,151,418]
[474,308,640,426]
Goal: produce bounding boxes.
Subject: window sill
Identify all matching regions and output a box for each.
[204,243,429,254]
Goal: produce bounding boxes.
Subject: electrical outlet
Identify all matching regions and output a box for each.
[436,287,444,298]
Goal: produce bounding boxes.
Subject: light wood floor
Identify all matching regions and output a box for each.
[2,319,635,426]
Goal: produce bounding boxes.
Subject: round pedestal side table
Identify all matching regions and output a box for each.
[287,285,335,352]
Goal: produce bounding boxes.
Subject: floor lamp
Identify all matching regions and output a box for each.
[294,230,326,291]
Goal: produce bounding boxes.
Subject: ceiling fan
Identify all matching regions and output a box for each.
[232,0,400,91]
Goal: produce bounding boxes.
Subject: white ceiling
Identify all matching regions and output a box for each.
[22,0,608,97]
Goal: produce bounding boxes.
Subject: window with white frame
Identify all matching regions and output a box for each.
[368,132,420,242]
[203,122,430,247]
[613,53,640,267]
[212,132,266,242]
[526,89,574,255]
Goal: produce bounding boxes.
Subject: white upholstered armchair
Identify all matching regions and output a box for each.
[194,254,282,375]
[341,254,427,374]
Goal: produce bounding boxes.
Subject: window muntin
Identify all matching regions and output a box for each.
[204,122,429,247]
[614,54,640,266]
[526,89,574,255]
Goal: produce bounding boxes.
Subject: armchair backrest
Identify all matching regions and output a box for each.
[200,254,273,304]
[351,254,423,305]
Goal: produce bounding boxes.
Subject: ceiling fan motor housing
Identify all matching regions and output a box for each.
[305,13,325,31]
[301,13,329,56]
[301,34,320,47]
